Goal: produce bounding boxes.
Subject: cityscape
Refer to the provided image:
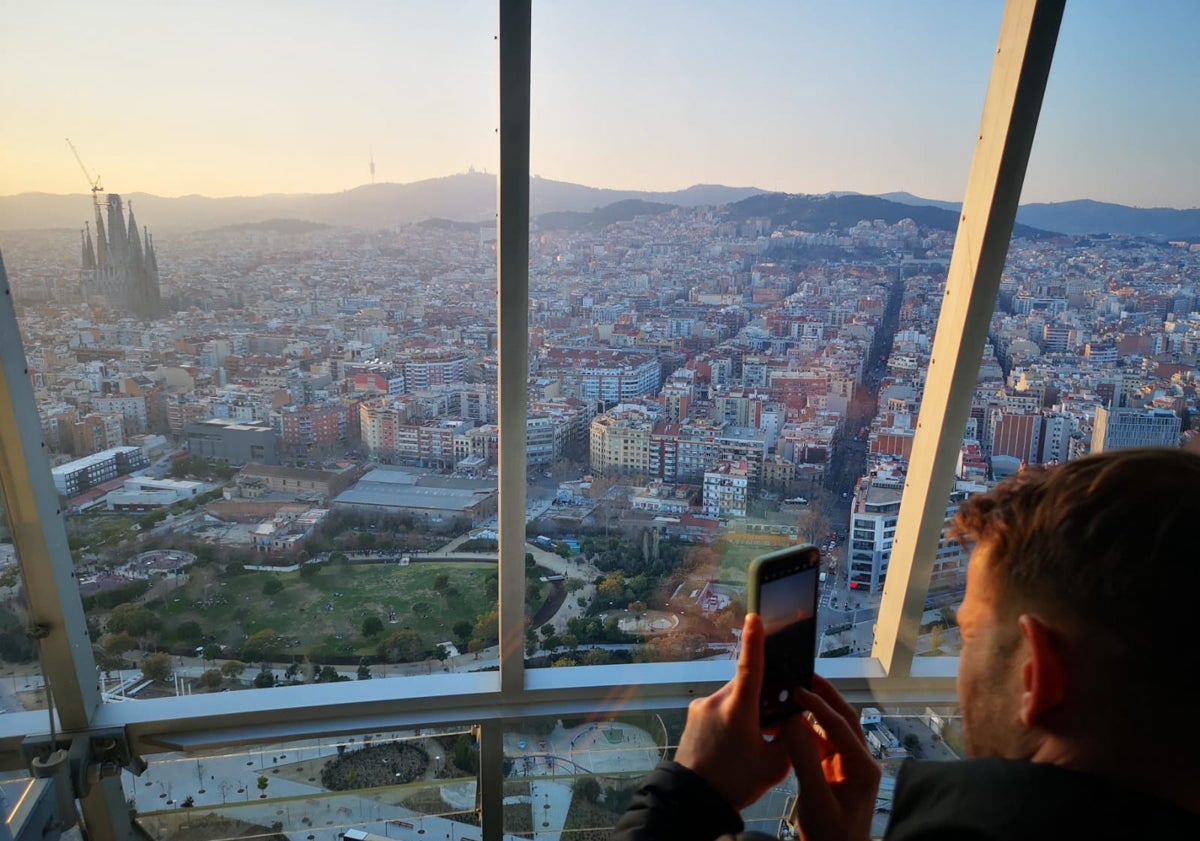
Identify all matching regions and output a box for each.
[1,168,1196,838]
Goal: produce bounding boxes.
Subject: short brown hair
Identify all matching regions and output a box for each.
[951,447,1200,704]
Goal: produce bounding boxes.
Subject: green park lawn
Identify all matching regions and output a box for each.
[158,560,537,661]
[713,542,774,586]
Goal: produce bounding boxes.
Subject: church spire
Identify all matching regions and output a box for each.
[144,227,158,276]
[82,222,96,270]
[93,202,107,268]
[106,194,126,260]
[126,200,144,271]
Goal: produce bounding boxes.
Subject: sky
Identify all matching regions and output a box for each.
[1,1,1197,208]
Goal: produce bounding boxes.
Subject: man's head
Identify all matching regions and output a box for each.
[950,448,1200,778]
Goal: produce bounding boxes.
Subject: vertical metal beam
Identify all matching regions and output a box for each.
[873,0,1064,677]
[79,777,137,841]
[496,0,531,699]
[0,255,135,838]
[0,253,100,721]
[477,721,505,841]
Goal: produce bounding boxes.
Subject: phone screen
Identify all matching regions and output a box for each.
[753,550,819,726]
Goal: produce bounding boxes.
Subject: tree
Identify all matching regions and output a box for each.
[202,643,223,663]
[357,662,372,680]
[261,578,284,596]
[378,630,424,663]
[411,602,432,620]
[597,571,626,605]
[362,616,384,638]
[242,630,285,662]
[197,669,223,690]
[175,621,203,646]
[903,733,921,755]
[107,604,162,638]
[141,652,173,684]
[316,665,345,683]
[582,648,614,666]
[103,632,138,656]
[452,620,473,646]
[256,775,269,798]
[575,777,602,804]
[253,667,276,688]
[299,562,322,581]
[432,573,450,591]
[220,660,246,681]
[473,606,499,643]
[453,733,479,774]
[0,609,34,662]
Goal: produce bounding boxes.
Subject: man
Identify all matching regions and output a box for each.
[614,448,1200,840]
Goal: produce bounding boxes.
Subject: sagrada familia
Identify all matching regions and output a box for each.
[80,193,164,319]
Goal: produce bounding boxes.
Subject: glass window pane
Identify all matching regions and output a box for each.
[131,730,478,841]
[525,2,998,668]
[0,1,498,704]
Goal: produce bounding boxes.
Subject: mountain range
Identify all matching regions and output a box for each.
[1,173,1197,240]
[879,191,1200,241]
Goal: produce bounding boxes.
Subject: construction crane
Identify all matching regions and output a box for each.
[65,137,103,200]
[67,138,107,268]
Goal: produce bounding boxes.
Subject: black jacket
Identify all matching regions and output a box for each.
[612,758,1200,841]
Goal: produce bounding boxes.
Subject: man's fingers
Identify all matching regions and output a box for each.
[780,719,837,813]
[812,675,867,743]
[796,688,878,777]
[730,613,765,710]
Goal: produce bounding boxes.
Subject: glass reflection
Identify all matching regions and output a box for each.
[0,489,48,712]
[503,712,677,840]
[131,730,477,841]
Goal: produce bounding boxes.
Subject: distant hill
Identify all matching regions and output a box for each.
[205,218,331,235]
[534,199,676,231]
[875,191,963,213]
[1015,199,1200,240]
[879,191,1200,240]
[729,192,1056,239]
[0,174,764,232]
[3,176,1197,240]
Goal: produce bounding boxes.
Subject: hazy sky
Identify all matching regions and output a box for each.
[2,1,1197,207]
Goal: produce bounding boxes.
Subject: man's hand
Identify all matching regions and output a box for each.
[673,613,791,810]
[780,675,882,841]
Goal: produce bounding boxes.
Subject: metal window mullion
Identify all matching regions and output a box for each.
[0,255,100,723]
[873,0,1064,677]
[478,719,505,841]
[0,257,136,838]
[496,0,531,698]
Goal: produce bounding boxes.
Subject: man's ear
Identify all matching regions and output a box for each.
[1016,614,1067,728]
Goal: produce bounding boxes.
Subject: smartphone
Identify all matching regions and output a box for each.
[746,543,821,727]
